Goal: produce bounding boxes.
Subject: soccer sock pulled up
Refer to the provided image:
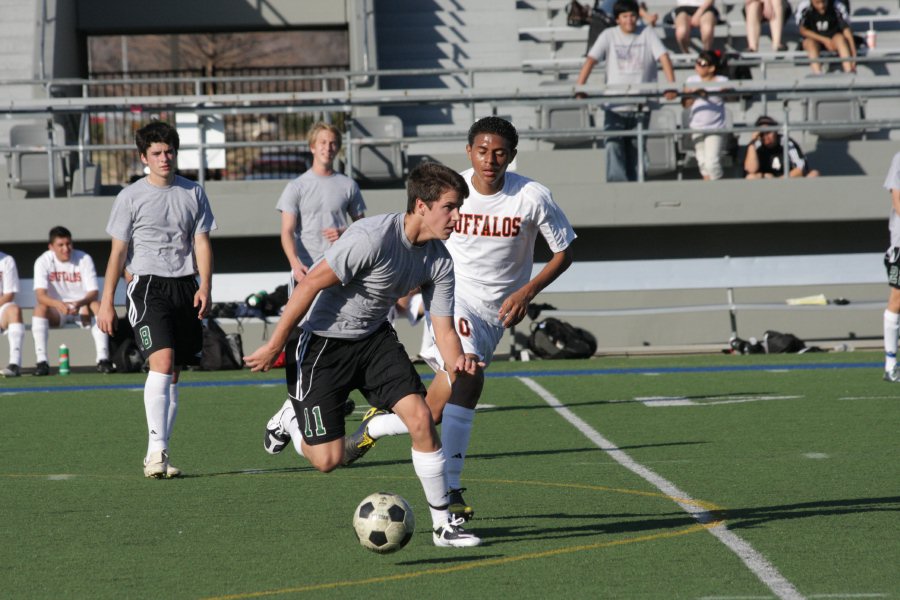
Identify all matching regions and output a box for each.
[144,371,173,456]
[7,322,25,366]
[441,403,475,491]
[91,318,110,362]
[284,402,305,457]
[411,447,450,528]
[367,412,409,439]
[31,317,49,363]
[884,309,899,371]
[166,383,179,443]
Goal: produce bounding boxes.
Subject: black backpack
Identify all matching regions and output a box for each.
[528,317,598,359]
[200,319,244,370]
[763,330,807,354]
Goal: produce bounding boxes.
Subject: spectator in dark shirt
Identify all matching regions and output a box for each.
[744,116,820,179]
[798,0,856,74]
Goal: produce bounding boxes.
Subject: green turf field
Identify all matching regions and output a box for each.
[1,352,897,599]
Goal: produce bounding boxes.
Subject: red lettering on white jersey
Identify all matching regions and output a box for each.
[48,272,82,283]
[455,214,522,238]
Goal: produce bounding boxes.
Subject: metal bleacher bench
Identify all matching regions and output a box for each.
[531,253,884,341]
[17,256,882,344]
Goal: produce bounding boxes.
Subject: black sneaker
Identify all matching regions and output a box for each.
[433,516,482,547]
[96,359,115,374]
[342,407,386,466]
[1,364,21,377]
[448,488,475,521]
[34,361,50,376]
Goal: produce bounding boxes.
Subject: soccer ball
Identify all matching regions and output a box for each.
[353,492,415,553]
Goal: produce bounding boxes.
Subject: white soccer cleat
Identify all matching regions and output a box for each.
[165,462,182,478]
[884,367,900,383]
[433,516,482,548]
[264,399,294,455]
[143,450,169,479]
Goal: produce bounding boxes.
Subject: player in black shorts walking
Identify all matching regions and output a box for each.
[245,162,482,548]
[98,121,217,479]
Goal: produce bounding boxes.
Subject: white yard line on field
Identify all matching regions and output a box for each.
[518,376,806,600]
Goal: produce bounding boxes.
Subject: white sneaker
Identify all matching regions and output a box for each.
[884,367,900,383]
[165,462,182,478]
[143,450,169,479]
[433,516,482,548]
[264,399,293,455]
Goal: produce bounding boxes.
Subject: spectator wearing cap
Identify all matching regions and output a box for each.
[744,116,820,179]
[682,50,732,180]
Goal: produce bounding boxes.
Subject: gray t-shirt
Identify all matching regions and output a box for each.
[587,25,668,111]
[304,213,454,339]
[275,170,366,267]
[106,175,217,278]
[884,152,900,248]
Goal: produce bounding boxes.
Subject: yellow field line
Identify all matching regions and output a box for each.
[201,477,724,600]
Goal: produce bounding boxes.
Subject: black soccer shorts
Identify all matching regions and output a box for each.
[885,247,900,289]
[286,322,426,445]
[126,274,203,366]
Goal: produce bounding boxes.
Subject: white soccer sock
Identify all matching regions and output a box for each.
[885,310,899,371]
[7,322,24,366]
[31,317,49,363]
[144,371,172,456]
[367,412,409,439]
[166,383,179,442]
[284,402,305,457]
[91,319,110,362]
[411,447,450,528]
[441,404,475,490]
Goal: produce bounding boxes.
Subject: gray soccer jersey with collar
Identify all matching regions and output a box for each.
[106,175,217,278]
[304,213,454,339]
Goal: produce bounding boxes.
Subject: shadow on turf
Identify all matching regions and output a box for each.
[337,441,709,471]
[179,466,318,478]
[721,496,900,530]
[471,511,701,543]
[487,391,781,413]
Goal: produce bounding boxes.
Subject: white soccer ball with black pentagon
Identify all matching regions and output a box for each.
[353,492,415,553]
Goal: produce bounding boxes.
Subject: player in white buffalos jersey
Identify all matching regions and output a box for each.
[0,251,26,377]
[344,117,577,520]
[882,152,900,382]
[32,226,112,376]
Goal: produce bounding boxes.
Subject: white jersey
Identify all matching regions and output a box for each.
[0,252,20,296]
[448,169,576,324]
[33,249,99,303]
[885,152,900,248]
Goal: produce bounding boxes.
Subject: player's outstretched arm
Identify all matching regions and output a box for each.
[244,260,341,372]
[498,245,574,328]
[98,238,128,335]
[193,232,213,319]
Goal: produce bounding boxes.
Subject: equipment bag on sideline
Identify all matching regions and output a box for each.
[110,317,145,373]
[528,317,598,359]
[200,319,244,370]
[763,330,807,354]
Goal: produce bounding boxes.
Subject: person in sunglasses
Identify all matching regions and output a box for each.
[682,50,731,180]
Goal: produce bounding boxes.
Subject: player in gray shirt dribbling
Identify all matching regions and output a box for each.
[246,162,482,548]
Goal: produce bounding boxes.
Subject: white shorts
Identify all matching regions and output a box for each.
[0,302,17,332]
[48,306,92,328]
[419,301,505,373]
